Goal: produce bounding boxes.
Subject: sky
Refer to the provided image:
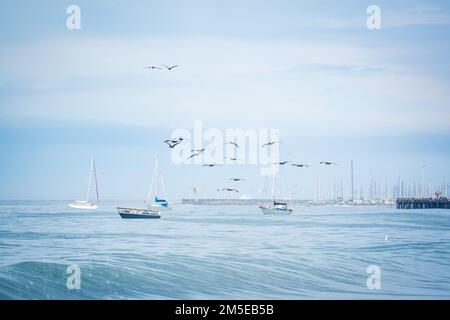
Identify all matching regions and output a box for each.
[0,0,449,200]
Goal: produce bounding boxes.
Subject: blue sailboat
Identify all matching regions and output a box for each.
[147,157,173,210]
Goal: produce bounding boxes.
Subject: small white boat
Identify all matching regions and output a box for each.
[69,155,99,210]
[260,201,293,215]
[259,162,294,215]
[117,207,161,219]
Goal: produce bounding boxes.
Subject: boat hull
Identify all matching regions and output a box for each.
[69,202,98,210]
[259,205,293,215]
[117,207,161,219]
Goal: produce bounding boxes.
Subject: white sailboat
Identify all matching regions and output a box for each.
[259,163,293,215]
[69,155,99,210]
[146,156,172,210]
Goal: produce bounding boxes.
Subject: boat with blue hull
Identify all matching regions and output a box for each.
[117,207,161,219]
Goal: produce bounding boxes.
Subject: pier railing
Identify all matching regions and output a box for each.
[396,198,450,209]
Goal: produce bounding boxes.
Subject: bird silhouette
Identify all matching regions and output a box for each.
[225,141,239,148]
[163,137,189,148]
[191,148,206,153]
[187,152,201,160]
[320,161,338,166]
[163,64,178,71]
[292,164,309,168]
[229,178,245,182]
[274,161,289,165]
[202,164,221,167]
[145,66,162,70]
[262,140,281,148]
[222,188,239,193]
[164,140,182,148]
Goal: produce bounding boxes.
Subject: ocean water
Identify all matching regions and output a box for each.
[0,200,449,299]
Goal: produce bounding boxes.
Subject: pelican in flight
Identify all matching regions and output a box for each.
[163,137,189,148]
[164,140,182,149]
[222,188,239,193]
[274,161,289,165]
[225,141,239,148]
[191,148,206,153]
[163,64,178,71]
[262,140,281,148]
[187,152,201,160]
[320,161,338,166]
[292,164,309,168]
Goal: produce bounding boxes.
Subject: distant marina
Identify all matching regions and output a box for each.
[181,198,396,206]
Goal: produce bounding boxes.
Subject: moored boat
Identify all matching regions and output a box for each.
[146,157,173,210]
[259,161,294,215]
[117,207,161,219]
[259,201,293,215]
[69,155,99,210]
[69,200,98,210]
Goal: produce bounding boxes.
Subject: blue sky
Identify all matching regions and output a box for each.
[0,1,449,199]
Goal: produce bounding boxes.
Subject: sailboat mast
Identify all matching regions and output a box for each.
[272,163,276,201]
[146,157,158,202]
[155,157,159,197]
[86,155,94,202]
[93,156,99,202]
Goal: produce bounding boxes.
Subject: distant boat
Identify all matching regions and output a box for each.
[117,156,165,219]
[69,155,99,210]
[260,201,293,215]
[259,163,293,215]
[146,156,172,210]
[117,207,160,219]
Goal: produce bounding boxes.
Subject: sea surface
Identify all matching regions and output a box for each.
[0,200,449,299]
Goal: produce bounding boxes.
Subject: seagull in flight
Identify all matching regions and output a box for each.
[229,178,245,182]
[202,164,222,167]
[225,141,239,148]
[320,161,338,166]
[222,188,239,193]
[292,164,309,168]
[262,140,281,148]
[163,64,178,71]
[145,66,162,70]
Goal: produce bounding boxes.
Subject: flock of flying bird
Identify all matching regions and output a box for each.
[152,64,338,194]
[162,137,338,194]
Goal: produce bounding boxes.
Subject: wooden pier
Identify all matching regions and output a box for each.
[396,198,450,209]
